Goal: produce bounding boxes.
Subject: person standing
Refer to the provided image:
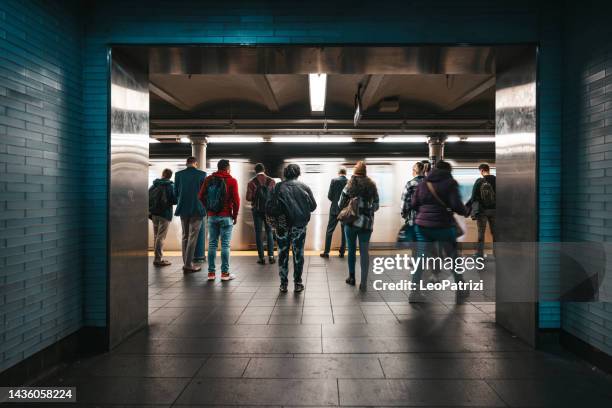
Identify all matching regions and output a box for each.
[399,162,426,242]
[271,164,317,293]
[174,157,207,273]
[246,163,276,265]
[199,159,240,281]
[149,168,177,267]
[320,167,348,259]
[338,161,379,291]
[470,163,496,257]
[410,160,467,302]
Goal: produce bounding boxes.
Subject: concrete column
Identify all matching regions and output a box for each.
[190,136,208,263]
[427,133,447,166]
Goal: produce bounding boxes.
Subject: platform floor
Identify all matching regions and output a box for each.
[39,255,612,407]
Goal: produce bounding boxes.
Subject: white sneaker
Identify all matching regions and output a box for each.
[221,272,236,281]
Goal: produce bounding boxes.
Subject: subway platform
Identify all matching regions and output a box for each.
[37,255,612,407]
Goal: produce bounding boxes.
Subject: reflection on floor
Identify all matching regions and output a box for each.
[40,256,612,407]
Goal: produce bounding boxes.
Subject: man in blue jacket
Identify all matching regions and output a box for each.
[174,156,207,272]
[149,168,178,267]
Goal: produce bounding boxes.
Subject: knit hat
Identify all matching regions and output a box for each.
[353,161,367,176]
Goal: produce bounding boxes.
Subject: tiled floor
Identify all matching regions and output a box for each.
[39,255,612,407]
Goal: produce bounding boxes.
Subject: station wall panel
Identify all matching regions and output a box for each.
[561,1,612,356]
[0,0,83,372]
[80,0,562,329]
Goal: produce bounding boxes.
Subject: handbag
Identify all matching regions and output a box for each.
[337,196,360,224]
[425,181,465,238]
[397,222,416,243]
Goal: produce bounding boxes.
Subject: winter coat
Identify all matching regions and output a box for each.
[412,169,466,228]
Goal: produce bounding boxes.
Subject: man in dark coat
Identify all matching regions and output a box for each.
[320,167,348,258]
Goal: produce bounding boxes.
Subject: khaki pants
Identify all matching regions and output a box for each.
[152,215,170,262]
[181,216,202,268]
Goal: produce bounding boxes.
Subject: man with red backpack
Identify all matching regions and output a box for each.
[246,163,276,265]
[198,159,240,281]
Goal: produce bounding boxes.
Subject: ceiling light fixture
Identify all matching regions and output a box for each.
[207,136,264,143]
[148,138,160,144]
[375,135,428,143]
[309,73,327,112]
[179,136,191,144]
[271,136,353,143]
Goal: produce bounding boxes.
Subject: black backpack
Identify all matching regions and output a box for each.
[205,177,227,213]
[479,178,496,207]
[264,185,287,232]
[149,184,169,216]
[253,177,273,214]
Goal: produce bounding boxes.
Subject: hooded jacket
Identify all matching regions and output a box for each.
[198,170,240,219]
[149,178,177,221]
[411,169,466,228]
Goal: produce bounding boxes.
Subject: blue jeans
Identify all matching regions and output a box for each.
[253,210,275,259]
[207,216,233,273]
[277,225,307,284]
[412,224,460,284]
[345,225,372,284]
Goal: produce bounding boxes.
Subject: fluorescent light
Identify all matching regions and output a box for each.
[309,73,327,112]
[149,138,160,143]
[465,136,496,142]
[445,136,461,142]
[286,157,347,162]
[207,136,264,143]
[179,137,191,144]
[375,136,428,143]
[271,136,353,143]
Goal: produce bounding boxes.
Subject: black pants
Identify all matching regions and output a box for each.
[323,213,346,255]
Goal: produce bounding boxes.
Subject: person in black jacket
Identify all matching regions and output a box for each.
[320,167,348,258]
[274,164,317,293]
[470,163,496,257]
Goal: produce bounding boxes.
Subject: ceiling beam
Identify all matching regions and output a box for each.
[360,75,385,110]
[442,76,495,112]
[149,82,191,111]
[251,75,280,112]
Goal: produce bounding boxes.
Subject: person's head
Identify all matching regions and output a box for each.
[338,167,347,176]
[283,163,301,180]
[478,163,490,176]
[186,156,198,167]
[421,160,431,175]
[254,163,265,174]
[161,168,173,179]
[353,161,367,176]
[412,161,425,177]
[435,160,452,173]
[217,159,230,172]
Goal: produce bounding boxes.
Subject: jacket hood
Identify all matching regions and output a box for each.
[211,170,233,178]
[425,169,452,182]
[153,178,173,186]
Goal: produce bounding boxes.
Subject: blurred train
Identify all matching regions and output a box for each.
[148,157,494,252]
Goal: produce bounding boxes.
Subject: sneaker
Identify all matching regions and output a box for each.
[207,272,216,281]
[279,283,288,293]
[319,253,329,258]
[294,282,305,293]
[153,259,171,267]
[345,277,356,286]
[221,272,236,281]
[268,256,276,264]
[183,265,201,273]
[256,258,266,265]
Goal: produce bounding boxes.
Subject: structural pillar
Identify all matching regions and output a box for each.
[427,133,447,165]
[191,135,208,263]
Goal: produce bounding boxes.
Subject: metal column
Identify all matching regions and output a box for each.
[427,133,447,164]
[191,136,207,262]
